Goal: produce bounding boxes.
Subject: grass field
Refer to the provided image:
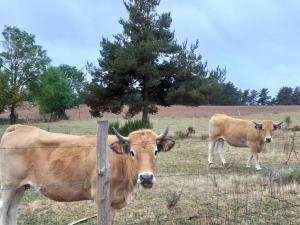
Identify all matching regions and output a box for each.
[1,108,300,225]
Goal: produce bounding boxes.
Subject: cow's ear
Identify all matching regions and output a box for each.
[273,122,283,130]
[253,122,263,130]
[110,141,130,155]
[110,141,124,154]
[157,139,175,152]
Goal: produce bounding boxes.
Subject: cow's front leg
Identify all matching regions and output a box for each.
[246,155,253,168]
[0,189,15,225]
[253,152,261,170]
[7,187,25,225]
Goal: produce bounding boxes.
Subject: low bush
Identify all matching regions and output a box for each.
[274,166,300,185]
[174,130,187,140]
[173,126,196,140]
[289,125,300,132]
[166,190,181,209]
[284,116,292,129]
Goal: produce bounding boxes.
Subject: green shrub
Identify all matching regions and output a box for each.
[173,126,196,140]
[108,121,121,134]
[174,130,187,140]
[166,190,181,209]
[108,119,153,136]
[187,126,195,135]
[284,116,292,129]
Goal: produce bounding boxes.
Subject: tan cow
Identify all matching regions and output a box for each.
[0,124,175,225]
[208,114,282,170]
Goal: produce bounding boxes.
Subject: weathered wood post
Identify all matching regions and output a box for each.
[96,121,110,225]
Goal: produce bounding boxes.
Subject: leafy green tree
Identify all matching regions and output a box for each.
[0,26,50,124]
[258,88,271,105]
[292,87,300,105]
[35,66,78,121]
[58,64,86,101]
[276,87,294,105]
[0,70,9,113]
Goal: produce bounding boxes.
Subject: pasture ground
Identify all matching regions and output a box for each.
[0,106,300,224]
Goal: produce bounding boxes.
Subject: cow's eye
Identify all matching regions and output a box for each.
[157,143,164,152]
[130,150,135,158]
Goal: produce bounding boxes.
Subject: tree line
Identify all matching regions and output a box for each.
[209,85,300,106]
[0,0,299,124]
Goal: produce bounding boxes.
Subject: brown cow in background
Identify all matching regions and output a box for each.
[208,114,282,170]
[0,124,175,225]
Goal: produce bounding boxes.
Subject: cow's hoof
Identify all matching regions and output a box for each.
[246,165,251,168]
[208,162,214,168]
[256,167,262,171]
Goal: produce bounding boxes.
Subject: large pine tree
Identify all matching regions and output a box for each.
[83,0,226,120]
[84,0,179,121]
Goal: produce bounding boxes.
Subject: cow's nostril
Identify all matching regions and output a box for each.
[265,138,272,142]
[140,173,153,181]
[138,172,156,188]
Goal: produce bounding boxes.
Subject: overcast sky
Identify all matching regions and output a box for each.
[0,0,299,96]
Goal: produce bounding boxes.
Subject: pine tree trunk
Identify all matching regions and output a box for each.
[142,102,149,122]
[9,105,16,124]
[142,76,149,122]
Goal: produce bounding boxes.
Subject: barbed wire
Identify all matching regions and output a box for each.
[0,164,299,191]
[0,137,299,150]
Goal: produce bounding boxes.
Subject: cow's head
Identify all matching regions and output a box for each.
[110,127,175,189]
[253,120,283,142]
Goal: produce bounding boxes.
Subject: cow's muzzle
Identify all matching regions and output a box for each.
[138,172,155,189]
[265,137,272,143]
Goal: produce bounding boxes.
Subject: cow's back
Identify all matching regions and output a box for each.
[209,114,252,147]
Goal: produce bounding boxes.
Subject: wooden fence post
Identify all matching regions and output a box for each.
[96,121,110,225]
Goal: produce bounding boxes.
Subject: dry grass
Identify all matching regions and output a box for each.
[1,109,300,224]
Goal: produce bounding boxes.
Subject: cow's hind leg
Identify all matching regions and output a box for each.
[7,187,25,225]
[216,139,227,166]
[208,140,217,166]
[0,189,16,225]
[246,155,253,168]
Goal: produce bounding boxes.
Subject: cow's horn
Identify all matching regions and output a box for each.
[253,121,262,125]
[275,122,283,126]
[112,127,129,142]
[156,127,169,140]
